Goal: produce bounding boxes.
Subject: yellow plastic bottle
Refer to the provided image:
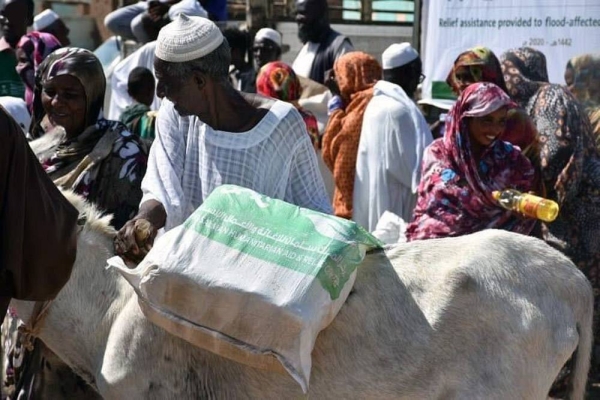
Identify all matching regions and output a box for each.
[492,189,559,222]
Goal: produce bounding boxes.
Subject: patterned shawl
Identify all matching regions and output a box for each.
[256,61,320,148]
[501,47,600,277]
[406,82,536,241]
[322,51,382,218]
[16,32,62,113]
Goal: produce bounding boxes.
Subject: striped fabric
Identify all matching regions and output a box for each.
[141,99,333,230]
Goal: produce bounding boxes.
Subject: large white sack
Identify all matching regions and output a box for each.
[108,185,381,392]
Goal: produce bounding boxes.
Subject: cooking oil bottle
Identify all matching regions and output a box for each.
[492,189,559,222]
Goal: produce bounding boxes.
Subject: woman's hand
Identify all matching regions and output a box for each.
[114,218,157,263]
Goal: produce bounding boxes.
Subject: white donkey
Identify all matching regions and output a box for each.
[11,192,594,399]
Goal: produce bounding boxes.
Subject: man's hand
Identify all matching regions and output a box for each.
[114,218,158,263]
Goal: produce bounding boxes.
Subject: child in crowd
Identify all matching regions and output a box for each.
[119,66,157,142]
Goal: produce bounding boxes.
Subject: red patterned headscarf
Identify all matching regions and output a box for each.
[406,82,536,241]
[446,46,508,95]
[256,61,301,101]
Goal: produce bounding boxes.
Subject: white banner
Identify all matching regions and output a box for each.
[422,0,600,100]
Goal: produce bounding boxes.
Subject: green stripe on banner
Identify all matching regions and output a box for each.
[432,81,458,100]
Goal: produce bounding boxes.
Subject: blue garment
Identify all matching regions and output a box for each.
[204,0,227,21]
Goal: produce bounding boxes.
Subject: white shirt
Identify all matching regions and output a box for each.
[107,41,160,121]
[292,39,354,79]
[353,80,433,231]
[141,99,333,230]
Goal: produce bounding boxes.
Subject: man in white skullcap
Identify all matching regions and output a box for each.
[114,14,332,260]
[252,27,282,70]
[353,42,433,232]
[33,8,70,45]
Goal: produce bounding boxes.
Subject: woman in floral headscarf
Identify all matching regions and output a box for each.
[322,51,382,218]
[29,47,148,229]
[5,47,147,399]
[446,46,539,165]
[256,61,320,149]
[406,82,536,241]
[565,53,600,145]
[502,47,600,389]
[15,31,62,112]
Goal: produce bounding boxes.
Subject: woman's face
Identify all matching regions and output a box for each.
[454,66,478,94]
[467,107,507,148]
[41,74,87,138]
[15,47,34,89]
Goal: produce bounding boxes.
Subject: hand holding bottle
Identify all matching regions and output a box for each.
[492,189,559,222]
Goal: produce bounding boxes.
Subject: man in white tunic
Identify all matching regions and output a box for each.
[115,14,332,259]
[353,43,433,231]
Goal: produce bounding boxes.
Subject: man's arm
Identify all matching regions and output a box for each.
[114,100,187,260]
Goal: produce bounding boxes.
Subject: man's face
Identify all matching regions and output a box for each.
[1,0,32,48]
[295,0,327,44]
[155,61,208,119]
[253,38,280,69]
[47,19,71,46]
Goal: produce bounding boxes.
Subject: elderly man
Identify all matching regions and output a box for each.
[353,43,433,231]
[32,9,71,45]
[0,0,33,97]
[292,0,353,84]
[253,27,282,70]
[115,14,331,259]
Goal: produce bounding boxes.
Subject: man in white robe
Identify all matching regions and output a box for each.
[115,14,332,259]
[353,43,433,231]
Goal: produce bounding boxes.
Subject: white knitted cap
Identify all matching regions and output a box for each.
[254,28,282,47]
[155,14,224,63]
[33,9,60,31]
[382,42,419,70]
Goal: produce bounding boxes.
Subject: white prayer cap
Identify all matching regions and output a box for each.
[0,97,31,133]
[254,28,282,47]
[382,42,419,70]
[33,9,61,31]
[155,13,223,63]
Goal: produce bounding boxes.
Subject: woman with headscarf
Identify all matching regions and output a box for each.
[446,46,540,166]
[30,47,148,229]
[256,61,320,149]
[565,53,600,146]
[4,48,147,399]
[15,31,62,113]
[321,51,382,218]
[406,82,536,241]
[501,47,600,388]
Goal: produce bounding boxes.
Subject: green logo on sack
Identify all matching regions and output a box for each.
[183,186,381,299]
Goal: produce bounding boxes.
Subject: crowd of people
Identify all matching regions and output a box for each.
[1,0,600,397]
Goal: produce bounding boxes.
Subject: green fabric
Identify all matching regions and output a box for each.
[120,103,155,141]
[431,81,457,100]
[0,51,25,98]
[184,185,382,299]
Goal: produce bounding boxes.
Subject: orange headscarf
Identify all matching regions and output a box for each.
[322,52,382,219]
